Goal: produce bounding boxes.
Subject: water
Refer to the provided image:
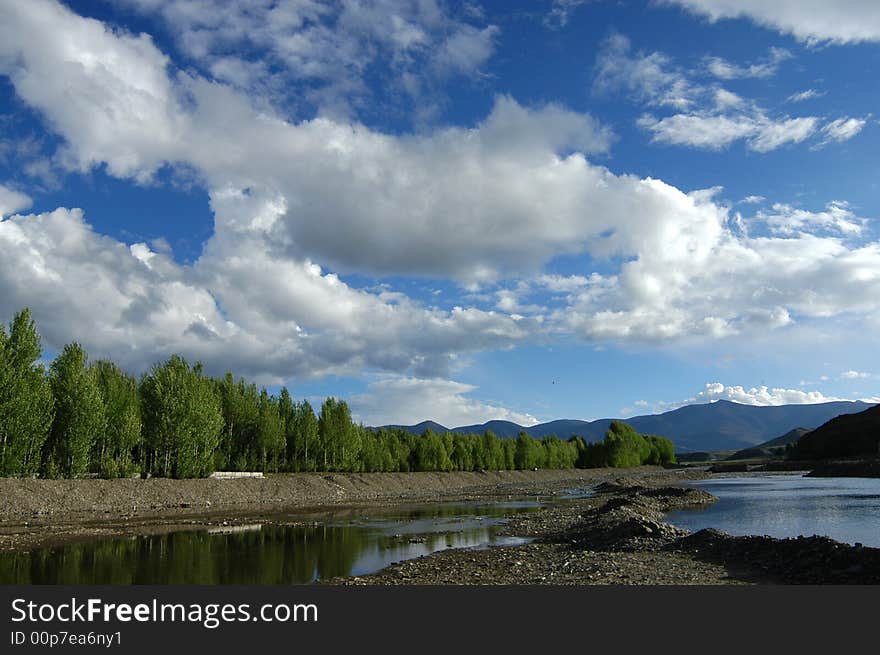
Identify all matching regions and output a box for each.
[665,474,880,547]
[0,501,545,585]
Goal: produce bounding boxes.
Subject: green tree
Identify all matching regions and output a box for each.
[0,309,54,477]
[141,356,223,478]
[257,390,285,473]
[318,397,357,471]
[46,343,106,478]
[92,360,142,477]
[288,399,319,471]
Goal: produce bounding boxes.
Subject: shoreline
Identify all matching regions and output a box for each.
[338,475,880,585]
[0,467,698,553]
[3,468,878,585]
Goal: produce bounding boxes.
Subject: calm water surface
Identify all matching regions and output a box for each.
[666,474,880,547]
[0,500,552,584]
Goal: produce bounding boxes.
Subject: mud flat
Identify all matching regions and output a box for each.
[339,477,880,585]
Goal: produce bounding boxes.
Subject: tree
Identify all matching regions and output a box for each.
[46,343,106,478]
[92,360,142,477]
[257,389,285,473]
[141,356,224,478]
[288,399,318,471]
[318,397,357,471]
[0,309,54,477]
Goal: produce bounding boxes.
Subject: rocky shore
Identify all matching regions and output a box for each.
[339,476,880,585]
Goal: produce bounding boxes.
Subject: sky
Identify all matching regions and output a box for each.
[1,0,879,427]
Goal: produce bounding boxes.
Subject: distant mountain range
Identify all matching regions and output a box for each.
[379,400,875,452]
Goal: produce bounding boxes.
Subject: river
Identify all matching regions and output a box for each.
[0,499,552,584]
[665,473,880,547]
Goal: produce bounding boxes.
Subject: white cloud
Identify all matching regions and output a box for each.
[114,0,499,119]
[639,113,819,151]
[816,117,869,146]
[350,376,539,427]
[0,184,32,217]
[594,33,696,110]
[840,370,871,379]
[3,0,880,384]
[662,0,880,45]
[0,206,537,380]
[788,89,824,103]
[544,0,593,29]
[596,35,829,153]
[0,0,185,181]
[705,47,792,79]
[434,24,499,77]
[756,201,867,237]
[691,382,843,405]
[659,382,880,411]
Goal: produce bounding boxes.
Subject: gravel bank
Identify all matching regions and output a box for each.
[339,476,880,585]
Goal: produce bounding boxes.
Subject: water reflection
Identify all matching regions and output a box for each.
[0,502,539,585]
[666,475,880,547]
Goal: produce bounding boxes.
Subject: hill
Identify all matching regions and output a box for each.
[377,400,873,452]
[760,427,812,449]
[795,404,880,459]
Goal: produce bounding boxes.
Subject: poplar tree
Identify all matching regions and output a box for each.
[141,355,223,478]
[92,360,142,477]
[0,309,54,477]
[257,389,284,473]
[47,342,105,477]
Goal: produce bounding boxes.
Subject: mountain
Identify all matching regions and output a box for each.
[795,404,880,459]
[377,400,874,452]
[724,427,814,461]
[760,427,812,449]
[451,420,523,438]
[382,420,450,434]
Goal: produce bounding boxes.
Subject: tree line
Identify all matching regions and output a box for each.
[0,309,675,479]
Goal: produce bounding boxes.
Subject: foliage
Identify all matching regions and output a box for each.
[46,343,106,478]
[92,360,142,477]
[0,309,678,479]
[140,355,224,478]
[0,310,54,477]
[576,421,676,468]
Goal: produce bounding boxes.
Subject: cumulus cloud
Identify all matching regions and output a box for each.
[656,383,880,411]
[3,0,880,385]
[350,376,539,427]
[0,184,32,217]
[0,206,535,379]
[661,0,880,45]
[0,0,185,181]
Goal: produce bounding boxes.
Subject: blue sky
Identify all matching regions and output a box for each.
[1,0,879,426]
